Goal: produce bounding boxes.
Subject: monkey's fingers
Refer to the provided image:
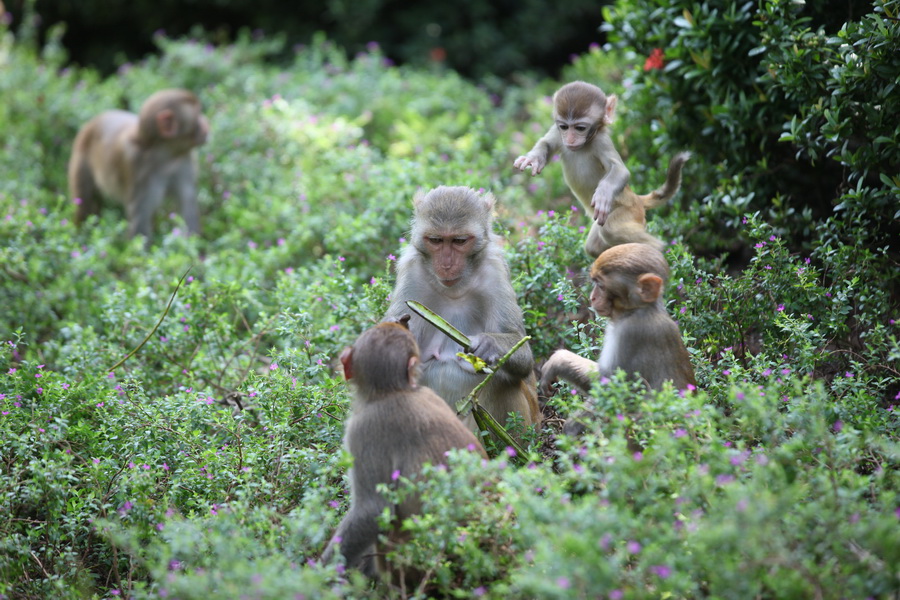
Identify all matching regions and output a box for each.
[513,156,542,176]
[536,373,556,399]
[593,203,609,226]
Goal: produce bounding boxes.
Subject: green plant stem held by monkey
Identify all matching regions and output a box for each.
[68,88,209,242]
[514,81,689,257]
[540,243,696,435]
[321,322,487,583]
[383,186,542,431]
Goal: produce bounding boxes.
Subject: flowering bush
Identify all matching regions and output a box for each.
[1,3,898,599]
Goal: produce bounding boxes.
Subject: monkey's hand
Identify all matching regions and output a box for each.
[513,154,546,176]
[591,188,613,226]
[538,358,560,399]
[467,334,503,365]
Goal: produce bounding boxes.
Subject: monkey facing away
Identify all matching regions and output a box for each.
[539,243,696,434]
[513,81,689,257]
[383,186,541,431]
[321,322,487,582]
[68,88,209,241]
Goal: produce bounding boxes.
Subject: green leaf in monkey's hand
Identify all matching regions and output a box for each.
[406,300,472,349]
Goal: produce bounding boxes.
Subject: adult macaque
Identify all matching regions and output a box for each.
[321,322,487,582]
[513,80,689,257]
[383,186,541,431]
[539,243,696,435]
[68,88,209,241]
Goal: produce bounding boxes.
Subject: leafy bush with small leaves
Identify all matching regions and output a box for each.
[603,0,900,265]
[1,3,898,599]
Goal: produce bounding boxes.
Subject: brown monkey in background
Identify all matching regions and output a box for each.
[321,322,487,582]
[513,81,689,257]
[383,186,541,431]
[539,243,696,435]
[68,89,209,241]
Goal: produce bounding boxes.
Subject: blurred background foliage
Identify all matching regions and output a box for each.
[5,0,606,79]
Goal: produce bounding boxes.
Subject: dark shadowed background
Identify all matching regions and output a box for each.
[5,0,608,78]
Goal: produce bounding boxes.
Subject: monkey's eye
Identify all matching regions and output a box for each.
[557,124,569,131]
[452,237,470,246]
[575,125,588,132]
[426,236,443,245]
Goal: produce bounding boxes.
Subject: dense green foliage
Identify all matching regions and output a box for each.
[1,1,898,598]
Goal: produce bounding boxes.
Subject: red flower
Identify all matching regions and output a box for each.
[644,48,664,71]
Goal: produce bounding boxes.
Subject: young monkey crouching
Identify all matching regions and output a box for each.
[321,322,487,585]
[539,243,696,435]
[514,81,689,257]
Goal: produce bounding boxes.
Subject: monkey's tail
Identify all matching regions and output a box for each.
[637,151,691,209]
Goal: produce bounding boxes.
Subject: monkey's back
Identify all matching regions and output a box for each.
[74,110,140,202]
[346,388,485,474]
[613,310,696,390]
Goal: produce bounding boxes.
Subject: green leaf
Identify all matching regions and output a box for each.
[406,300,471,349]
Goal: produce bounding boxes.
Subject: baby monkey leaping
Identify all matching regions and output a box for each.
[514,81,689,257]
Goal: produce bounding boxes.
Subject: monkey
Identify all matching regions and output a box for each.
[382,186,542,433]
[68,88,209,242]
[539,242,696,435]
[321,321,488,584]
[513,80,689,257]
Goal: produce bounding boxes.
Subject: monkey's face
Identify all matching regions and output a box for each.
[555,118,596,151]
[553,96,604,151]
[421,233,475,287]
[589,276,613,317]
[177,105,210,148]
[191,112,210,146]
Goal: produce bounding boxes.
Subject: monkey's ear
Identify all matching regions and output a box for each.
[339,346,354,380]
[479,190,497,211]
[156,109,178,138]
[636,273,662,303]
[407,356,420,389]
[604,95,618,125]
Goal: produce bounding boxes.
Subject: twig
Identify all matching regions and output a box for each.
[107,266,193,372]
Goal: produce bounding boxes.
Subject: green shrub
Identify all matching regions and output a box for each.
[602,0,900,262]
[1,7,898,599]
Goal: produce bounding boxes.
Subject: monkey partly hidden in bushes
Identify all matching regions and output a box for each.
[321,321,487,582]
[539,243,696,435]
[514,81,689,257]
[68,88,209,242]
[383,186,541,431]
